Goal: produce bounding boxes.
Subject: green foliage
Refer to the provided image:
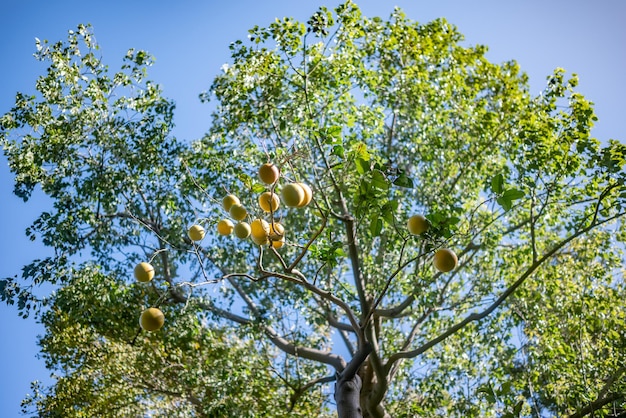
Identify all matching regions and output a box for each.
[21,265,328,417]
[2,3,625,417]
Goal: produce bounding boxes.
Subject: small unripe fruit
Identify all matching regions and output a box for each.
[140,307,165,331]
[258,191,280,212]
[188,224,205,241]
[229,204,248,221]
[222,194,240,212]
[433,248,458,273]
[217,219,234,236]
[234,222,251,239]
[134,262,155,282]
[407,215,429,235]
[281,183,305,207]
[258,163,280,184]
[296,183,313,207]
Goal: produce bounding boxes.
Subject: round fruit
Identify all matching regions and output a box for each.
[258,163,280,185]
[407,215,429,235]
[251,234,269,246]
[229,203,248,221]
[188,224,205,241]
[222,194,240,212]
[234,222,251,239]
[271,237,285,249]
[217,219,235,236]
[269,222,284,240]
[281,183,305,207]
[433,248,458,273]
[134,262,154,283]
[140,307,165,332]
[296,183,313,207]
[258,192,280,213]
[250,219,270,241]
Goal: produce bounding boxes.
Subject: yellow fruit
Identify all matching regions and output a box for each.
[296,183,313,207]
[134,262,154,283]
[251,234,269,246]
[217,219,234,236]
[407,215,429,235]
[433,248,458,273]
[259,163,280,185]
[234,222,251,239]
[188,224,206,241]
[140,307,165,331]
[269,222,284,240]
[271,237,285,249]
[229,204,248,221]
[281,183,305,207]
[258,191,280,212]
[222,194,240,212]
[250,219,270,240]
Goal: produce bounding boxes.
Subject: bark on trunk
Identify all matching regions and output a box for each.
[335,373,363,418]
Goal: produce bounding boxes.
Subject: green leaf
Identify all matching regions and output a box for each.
[502,188,525,201]
[393,173,414,188]
[332,144,344,159]
[371,169,389,190]
[251,183,266,193]
[355,157,370,174]
[496,189,524,211]
[497,196,513,212]
[491,173,504,194]
[476,384,496,403]
[327,125,342,139]
[381,201,397,224]
[369,216,383,236]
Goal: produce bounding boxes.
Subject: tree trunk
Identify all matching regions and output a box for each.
[335,373,363,418]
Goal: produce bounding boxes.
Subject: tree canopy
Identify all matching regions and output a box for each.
[2,2,625,417]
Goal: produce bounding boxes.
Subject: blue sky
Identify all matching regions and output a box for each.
[1,1,624,416]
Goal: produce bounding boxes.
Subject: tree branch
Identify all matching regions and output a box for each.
[567,393,624,418]
[385,210,625,370]
[260,268,364,346]
[374,241,479,319]
[227,275,347,371]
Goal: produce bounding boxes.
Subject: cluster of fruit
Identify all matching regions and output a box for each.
[129,162,315,332]
[406,214,458,273]
[194,162,313,248]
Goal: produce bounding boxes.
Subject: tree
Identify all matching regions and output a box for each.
[2,3,625,417]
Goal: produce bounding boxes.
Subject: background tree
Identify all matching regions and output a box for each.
[2,2,625,417]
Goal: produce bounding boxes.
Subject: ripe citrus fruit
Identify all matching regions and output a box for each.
[217,219,235,235]
[271,237,285,249]
[269,222,284,240]
[134,262,155,283]
[296,183,313,207]
[140,307,165,331]
[188,224,206,241]
[229,203,248,221]
[234,222,251,239]
[258,163,280,184]
[251,234,269,246]
[250,218,270,239]
[407,215,429,235]
[258,191,280,212]
[433,248,458,273]
[281,183,305,207]
[222,194,240,212]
